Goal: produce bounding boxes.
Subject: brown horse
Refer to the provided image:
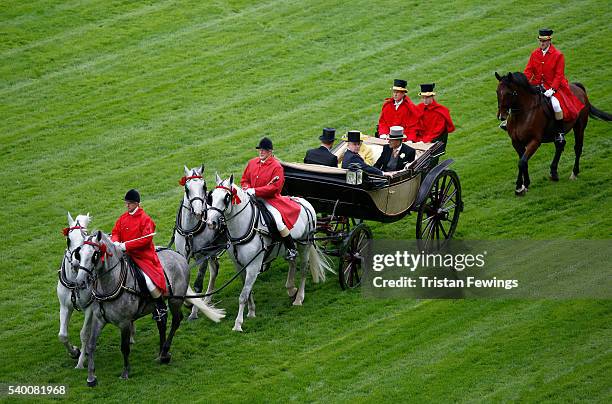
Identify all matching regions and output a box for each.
[495,71,612,195]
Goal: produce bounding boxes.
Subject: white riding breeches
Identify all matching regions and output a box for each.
[550,95,562,113]
[263,200,288,234]
[142,271,161,298]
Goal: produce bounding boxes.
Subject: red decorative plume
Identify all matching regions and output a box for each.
[179,175,203,186]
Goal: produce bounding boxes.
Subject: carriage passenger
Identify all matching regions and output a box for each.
[337,131,375,166]
[341,131,383,175]
[523,28,584,143]
[374,126,416,172]
[304,127,338,167]
[241,137,300,261]
[111,189,167,321]
[378,79,421,140]
[415,83,455,145]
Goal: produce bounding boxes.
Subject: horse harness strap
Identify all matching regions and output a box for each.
[58,251,93,311]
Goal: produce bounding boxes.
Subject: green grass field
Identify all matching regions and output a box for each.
[1,0,611,401]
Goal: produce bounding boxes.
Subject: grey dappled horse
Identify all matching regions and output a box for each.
[57,213,93,368]
[75,231,225,386]
[206,174,331,332]
[173,165,226,320]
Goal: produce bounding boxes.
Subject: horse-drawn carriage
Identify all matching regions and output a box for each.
[282,136,463,289]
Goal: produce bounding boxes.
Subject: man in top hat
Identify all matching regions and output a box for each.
[341,130,383,175]
[111,189,168,321]
[415,83,455,144]
[304,127,339,167]
[374,126,416,172]
[523,28,584,143]
[338,131,375,166]
[377,79,421,140]
[241,137,301,260]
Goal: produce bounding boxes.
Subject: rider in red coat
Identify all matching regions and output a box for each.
[241,137,301,260]
[524,28,584,142]
[378,79,421,141]
[415,83,455,144]
[112,189,167,321]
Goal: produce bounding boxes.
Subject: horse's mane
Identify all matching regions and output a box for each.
[506,72,538,94]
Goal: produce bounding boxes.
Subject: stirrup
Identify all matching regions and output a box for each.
[152,306,167,322]
[499,120,507,131]
[554,133,565,143]
[285,248,298,261]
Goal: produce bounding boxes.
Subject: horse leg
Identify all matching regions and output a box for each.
[517,139,540,194]
[86,316,105,387]
[193,259,208,293]
[293,245,309,306]
[550,129,567,181]
[285,258,298,299]
[247,290,256,318]
[160,298,183,364]
[129,321,136,344]
[571,120,586,180]
[512,141,526,195]
[76,307,93,368]
[120,325,131,379]
[233,270,258,332]
[155,307,168,360]
[58,302,79,360]
[204,258,219,305]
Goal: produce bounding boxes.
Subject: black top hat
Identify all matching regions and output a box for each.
[255,137,273,150]
[347,130,362,143]
[538,28,553,40]
[391,79,408,92]
[124,189,140,203]
[319,127,336,142]
[418,83,436,96]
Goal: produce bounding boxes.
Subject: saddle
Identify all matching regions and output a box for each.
[251,196,282,241]
[125,255,172,299]
[535,87,560,142]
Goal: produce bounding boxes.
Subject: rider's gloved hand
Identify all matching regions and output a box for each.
[544,88,555,98]
[113,241,126,251]
[246,188,255,196]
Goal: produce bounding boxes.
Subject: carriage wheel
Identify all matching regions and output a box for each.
[416,169,462,250]
[338,223,372,290]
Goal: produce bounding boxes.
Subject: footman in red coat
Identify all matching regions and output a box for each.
[111,189,167,321]
[378,79,421,141]
[415,83,455,144]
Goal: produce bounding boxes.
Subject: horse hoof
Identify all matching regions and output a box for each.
[120,372,129,380]
[187,313,199,321]
[247,312,256,318]
[70,348,81,360]
[130,337,135,345]
[232,325,243,332]
[160,354,171,364]
[87,378,97,387]
[292,300,303,306]
[549,174,559,182]
[514,188,527,196]
[75,364,84,369]
[569,173,577,180]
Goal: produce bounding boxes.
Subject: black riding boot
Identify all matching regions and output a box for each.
[282,235,298,261]
[554,119,565,143]
[152,296,167,322]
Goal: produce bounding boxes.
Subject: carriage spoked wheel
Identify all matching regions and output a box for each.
[416,169,462,251]
[338,223,372,290]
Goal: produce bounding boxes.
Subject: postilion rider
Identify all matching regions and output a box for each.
[241,137,300,261]
[111,189,168,321]
[523,28,584,143]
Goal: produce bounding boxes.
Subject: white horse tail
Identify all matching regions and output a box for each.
[307,244,334,283]
[186,286,226,323]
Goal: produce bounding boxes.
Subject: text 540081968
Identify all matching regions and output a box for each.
[3,385,67,396]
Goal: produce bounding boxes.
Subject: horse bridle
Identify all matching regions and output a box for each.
[182,175,208,218]
[499,82,519,115]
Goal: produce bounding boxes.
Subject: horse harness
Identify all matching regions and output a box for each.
[59,224,93,311]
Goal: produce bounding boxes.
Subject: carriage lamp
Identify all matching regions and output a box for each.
[346,167,363,185]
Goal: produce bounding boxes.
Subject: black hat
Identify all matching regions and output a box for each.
[538,28,553,40]
[347,130,362,143]
[255,137,273,150]
[124,189,140,203]
[319,127,336,142]
[418,83,436,96]
[391,79,408,92]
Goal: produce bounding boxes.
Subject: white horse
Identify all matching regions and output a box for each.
[173,165,226,320]
[57,212,93,368]
[206,174,332,332]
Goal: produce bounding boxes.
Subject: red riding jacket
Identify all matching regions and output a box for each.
[111,208,166,293]
[415,100,455,143]
[378,95,421,140]
[524,44,584,121]
[240,156,300,230]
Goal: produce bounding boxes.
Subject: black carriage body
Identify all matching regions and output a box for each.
[282,140,446,222]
